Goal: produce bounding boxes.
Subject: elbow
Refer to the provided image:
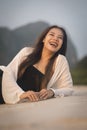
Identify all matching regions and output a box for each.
[61,88,74,97]
[3,98,19,105]
[64,87,74,96]
[3,96,19,104]
[54,86,74,97]
[68,83,74,95]
[2,92,20,105]
[66,87,74,96]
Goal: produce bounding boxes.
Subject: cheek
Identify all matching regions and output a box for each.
[61,42,63,46]
[58,41,63,49]
[60,40,63,45]
[58,41,63,46]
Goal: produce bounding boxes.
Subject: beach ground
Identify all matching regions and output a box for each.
[0,86,87,130]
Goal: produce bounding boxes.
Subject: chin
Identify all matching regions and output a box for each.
[49,47,59,52]
[49,49,58,53]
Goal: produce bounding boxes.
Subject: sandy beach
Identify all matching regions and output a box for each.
[0,86,87,130]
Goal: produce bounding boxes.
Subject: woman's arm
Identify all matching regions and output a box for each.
[48,55,74,97]
[38,55,73,100]
[2,47,33,104]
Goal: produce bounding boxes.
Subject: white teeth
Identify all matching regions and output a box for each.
[50,42,57,47]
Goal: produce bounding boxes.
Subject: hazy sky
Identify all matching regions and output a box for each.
[0,0,87,59]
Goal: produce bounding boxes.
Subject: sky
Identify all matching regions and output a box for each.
[0,0,87,60]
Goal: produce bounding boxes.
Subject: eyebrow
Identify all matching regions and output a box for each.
[49,31,63,36]
[49,32,55,34]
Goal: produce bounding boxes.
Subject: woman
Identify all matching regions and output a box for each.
[1,25,73,104]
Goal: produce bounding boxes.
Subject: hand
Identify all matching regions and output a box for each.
[20,91,39,102]
[39,89,54,100]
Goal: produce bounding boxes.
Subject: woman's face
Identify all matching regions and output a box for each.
[43,28,64,53]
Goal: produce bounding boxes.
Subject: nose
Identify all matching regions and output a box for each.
[53,35,58,41]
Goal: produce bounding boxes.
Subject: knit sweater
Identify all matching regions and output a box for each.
[1,47,73,104]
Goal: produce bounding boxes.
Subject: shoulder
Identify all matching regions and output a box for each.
[20,47,34,53]
[55,54,68,67]
[0,65,6,71]
[56,54,67,63]
[18,47,34,56]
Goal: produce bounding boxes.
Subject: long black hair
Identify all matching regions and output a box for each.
[18,25,67,89]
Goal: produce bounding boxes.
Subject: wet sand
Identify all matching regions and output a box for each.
[0,86,87,130]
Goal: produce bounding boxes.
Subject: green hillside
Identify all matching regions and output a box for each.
[71,56,87,85]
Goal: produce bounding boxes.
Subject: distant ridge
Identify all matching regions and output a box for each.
[0,21,78,67]
[13,21,50,45]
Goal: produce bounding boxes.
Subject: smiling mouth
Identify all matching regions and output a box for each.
[49,42,58,47]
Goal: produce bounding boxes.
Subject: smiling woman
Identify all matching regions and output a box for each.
[1,25,73,104]
[43,28,64,53]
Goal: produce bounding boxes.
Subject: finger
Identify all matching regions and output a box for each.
[35,92,40,98]
[39,91,48,100]
[39,89,47,96]
[28,92,39,102]
[32,93,39,101]
[28,95,33,101]
[28,94,36,102]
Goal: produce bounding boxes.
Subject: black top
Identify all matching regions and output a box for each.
[0,69,5,104]
[17,66,44,92]
[0,66,44,104]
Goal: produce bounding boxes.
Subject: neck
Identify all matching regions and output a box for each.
[41,48,54,61]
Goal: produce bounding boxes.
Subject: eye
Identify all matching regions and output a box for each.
[57,36,63,40]
[49,33,54,36]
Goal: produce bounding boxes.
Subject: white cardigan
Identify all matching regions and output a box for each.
[1,47,73,104]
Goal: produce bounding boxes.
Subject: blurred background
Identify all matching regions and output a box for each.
[0,0,87,85]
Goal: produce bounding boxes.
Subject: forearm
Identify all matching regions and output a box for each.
[2,68,24,104]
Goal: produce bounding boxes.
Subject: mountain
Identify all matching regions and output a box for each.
[0,21,78,67]
[13,21,50,45]
[0,27,20,64]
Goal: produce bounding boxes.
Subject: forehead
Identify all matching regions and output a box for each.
[48,28,63,35]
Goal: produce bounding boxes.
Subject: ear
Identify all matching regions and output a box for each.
[43,38,45,43]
